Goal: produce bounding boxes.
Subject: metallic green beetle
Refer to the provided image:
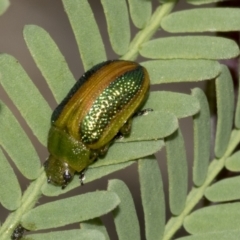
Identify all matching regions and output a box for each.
[44,60,150,188]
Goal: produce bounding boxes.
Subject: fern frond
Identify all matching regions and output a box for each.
[1,1,240,240]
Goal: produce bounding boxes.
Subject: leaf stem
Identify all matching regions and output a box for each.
[163,128,240,240]
[121,0,178,61]
[0,168,46,240]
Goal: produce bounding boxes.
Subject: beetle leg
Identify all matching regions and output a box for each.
[114,118,133,140]
[120,118,133,136]
[98,143,110,156]
[79,169,86,185]
[89,150,98,161]
[115,133,124,140]
[43,159,49,168]
[134,108,153,117]
[47,177,51,184]
[115,108,153,140]
[62,169,73,189]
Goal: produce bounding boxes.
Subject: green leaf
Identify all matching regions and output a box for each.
[138,157,165,240]
[0,54,52,146]
[86,161,131,178]
[23,25,75,104]
[191,88,210,186]
[24,229,105,240]
[140,36,239,60]
[81,219,110,240]
[0,149,21,211]
[108,179,140,240]
[21,191,120,230]
[89,140,164,168]
[0,102,41,179]
[175,230,240,240]
[235,61,240,129]
[205,176,240,202]
[127,0,152,29]
[184,203,240,234]
[165,129,188,215]
[225,150,240,172]
[143,91,200,118]
[141,60,221,83]
[101,0,130,55]
[214,65,234,158]
[62,0,106,70]
[117,111,178,142]
[42,162,134,196]
[187,0,229,5]
[161,8,240,33]
[0,0,9,16]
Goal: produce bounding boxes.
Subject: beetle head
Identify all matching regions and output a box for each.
[44,155,75,189]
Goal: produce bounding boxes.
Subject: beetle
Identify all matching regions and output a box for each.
[11,224,25,240]
[44,60,150,188]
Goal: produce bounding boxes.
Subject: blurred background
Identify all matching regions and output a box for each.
[1,0,237,239]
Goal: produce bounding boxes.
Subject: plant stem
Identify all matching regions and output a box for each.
[0,169,46,240]
[121,0,178,61]
[163,128,240,240]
